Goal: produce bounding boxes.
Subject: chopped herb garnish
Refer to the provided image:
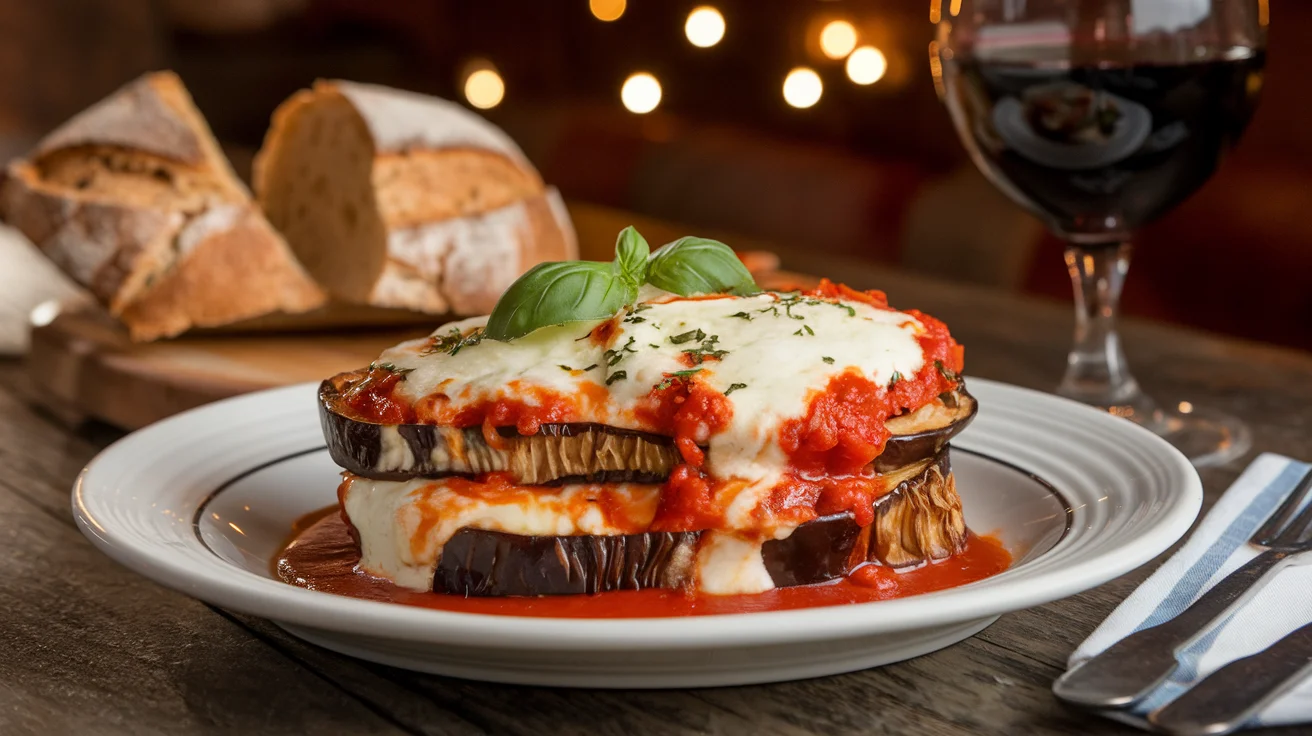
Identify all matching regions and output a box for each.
[803,324,814,335]
[793,328,803,336]
[559,364,573,371]
[582,363,598,371]
[654,367,704,391]
[632,304,652,313]
[725,383,748,396]
[889,371,903,386]
[421,327,484,357]
[934,360,960,383]
[367,361,414,376]
[605,370,627,385]
[835,303,856,317]
[669,328,706,345]
[681,334,729,364]
[604,337,638,366]
[782,295,807,320]
[649,343,661,349]
[822,356,835,364]
[623,315,647,324]
[729,311,753,321]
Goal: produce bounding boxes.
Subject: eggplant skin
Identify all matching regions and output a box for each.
[429,448,966,597]
[435,529,699,596]
[320,376,976,484]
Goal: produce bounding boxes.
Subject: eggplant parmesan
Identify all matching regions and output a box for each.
[299,229,982,602]
[316,275,977,599]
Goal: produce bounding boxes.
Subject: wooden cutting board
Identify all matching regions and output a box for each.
[27,258,811,430]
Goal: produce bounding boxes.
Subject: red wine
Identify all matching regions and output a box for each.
[943,52,1264,242]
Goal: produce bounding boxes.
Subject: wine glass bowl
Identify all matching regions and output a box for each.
[935,0,1266,467]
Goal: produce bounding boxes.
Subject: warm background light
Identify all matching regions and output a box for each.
[782,67,822,108]
[589,0,625,22]
[819,20,857,59]
[463,68,505,109]
[845,46,887,85]
[684,6,725,48]
[928,41,945,99]
[621,72,662,113]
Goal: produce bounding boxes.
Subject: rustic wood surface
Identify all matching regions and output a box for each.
[2,205,1311,734]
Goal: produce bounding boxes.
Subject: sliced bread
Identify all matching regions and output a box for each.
[254,80,576,314]
[0,71,325,341]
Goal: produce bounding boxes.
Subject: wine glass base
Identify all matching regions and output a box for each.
[1096,400,1252,469]
[1153,406,1253,469]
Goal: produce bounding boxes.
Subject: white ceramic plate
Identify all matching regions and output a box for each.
[73,378,1201,688]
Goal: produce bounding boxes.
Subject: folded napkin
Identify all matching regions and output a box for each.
[1068,453,1312,729]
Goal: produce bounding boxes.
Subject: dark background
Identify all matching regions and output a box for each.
[2,0,1307,350]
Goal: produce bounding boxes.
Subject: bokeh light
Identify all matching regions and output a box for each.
[783,67,822,108]
[819,20,858,59]
[463,68,505,109]
[685,7,726,48]
[621,72,662,113]
[590,0,625,22]
[845,46,887,85]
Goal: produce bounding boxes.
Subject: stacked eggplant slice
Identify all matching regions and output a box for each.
[319,376,978,597]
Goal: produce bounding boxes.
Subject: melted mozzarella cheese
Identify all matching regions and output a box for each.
[695,532,776,595]
[343,475,661,591]
[379,292,927,528]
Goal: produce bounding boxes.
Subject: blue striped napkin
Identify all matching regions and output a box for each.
[1068,453,1312,729]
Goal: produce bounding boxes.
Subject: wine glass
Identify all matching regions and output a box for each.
[934,0,1266,467]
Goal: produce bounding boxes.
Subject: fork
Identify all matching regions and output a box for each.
[1052,467,1312,709]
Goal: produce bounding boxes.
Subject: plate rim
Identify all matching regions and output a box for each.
[72,377,1202,651]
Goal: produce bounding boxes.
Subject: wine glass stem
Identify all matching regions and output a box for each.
[1057,243,1160,422]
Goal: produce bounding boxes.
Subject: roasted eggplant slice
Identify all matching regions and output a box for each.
[320,379,681,483]
[321,376,976,484]
[430,449,965,596]
[435,529,698,596]
[876,386,976,472]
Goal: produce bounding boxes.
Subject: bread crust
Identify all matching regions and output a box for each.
[116,205,326,341]
[0,70,326,341]
[368,187,576,314]
[255,80,574,315]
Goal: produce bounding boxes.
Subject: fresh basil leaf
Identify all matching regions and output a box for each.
[614,226,650,291]
[484,261,636,341]
[646,237,759,296]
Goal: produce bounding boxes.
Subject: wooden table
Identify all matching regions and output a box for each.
[3,218,1311,735]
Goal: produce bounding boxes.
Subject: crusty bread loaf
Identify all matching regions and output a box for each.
[0,71,325,341]
[254,80,576,314]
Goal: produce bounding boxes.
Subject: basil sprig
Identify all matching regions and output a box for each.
[646,237,758,297]
[485,227,758,341]
[484,227,649,341]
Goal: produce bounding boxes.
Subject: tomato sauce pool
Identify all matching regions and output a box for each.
[274,509,1012,618]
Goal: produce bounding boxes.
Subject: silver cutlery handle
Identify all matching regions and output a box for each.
[1149,621,1312,736]
[1053,549,1291,709]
